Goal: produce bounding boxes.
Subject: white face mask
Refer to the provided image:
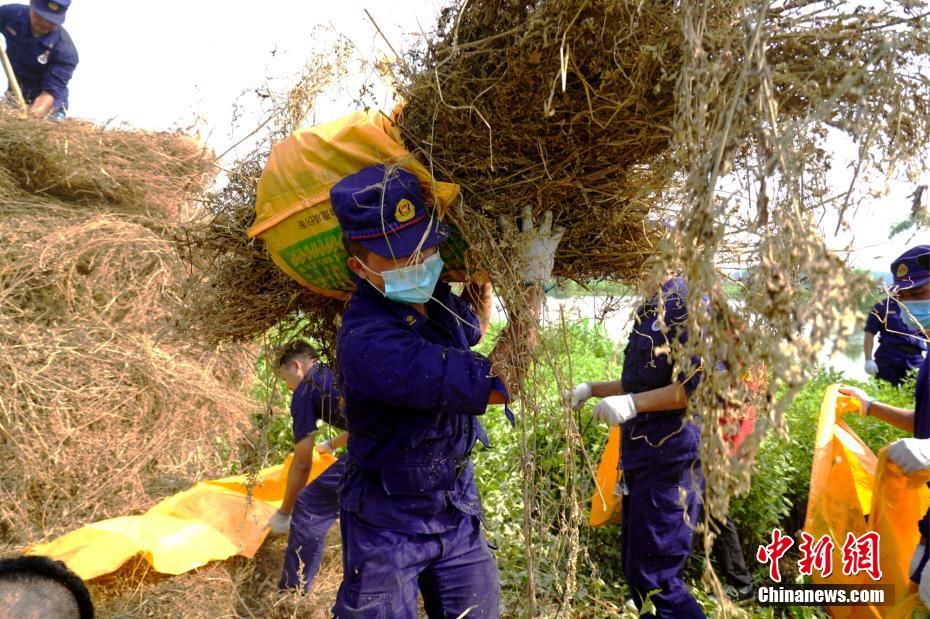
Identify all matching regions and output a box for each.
[900,298,930,330]
[355,253,445,305]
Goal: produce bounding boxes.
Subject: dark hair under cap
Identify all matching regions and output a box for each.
[274,340,320,368]
[0,555,94,618]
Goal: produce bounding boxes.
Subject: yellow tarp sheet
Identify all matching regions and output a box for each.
[27,451,336,580]
[805,384,930,617]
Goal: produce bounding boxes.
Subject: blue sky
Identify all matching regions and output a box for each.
[3,0,926,270]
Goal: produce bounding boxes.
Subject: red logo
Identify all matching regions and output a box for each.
[757,530,883,582]
[798,532,835,577]
[756,528,795,582]
[841,532,882,581]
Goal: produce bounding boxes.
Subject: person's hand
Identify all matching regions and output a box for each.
[29,92,55,117]
[562,382,592,410]
[592,395,637,426]
[501,207,565,283]
[888,438,930,474]
[864,360,878,376]
[316,438,335,454]
[267,510,292,535]
[838,385,873,416]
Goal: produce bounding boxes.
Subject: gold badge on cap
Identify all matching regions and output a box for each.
[395,198,415,223]
[48,1,59,10]
[897,263,909,278]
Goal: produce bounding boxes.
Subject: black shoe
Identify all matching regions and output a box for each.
[724,583,756,601]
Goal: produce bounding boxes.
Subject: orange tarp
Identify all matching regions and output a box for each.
[804,384,930,617]
[590,426,622,527]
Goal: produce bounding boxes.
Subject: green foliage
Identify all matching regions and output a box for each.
[472,321,918,616]
[731,370,915,550]
[236,314,920,617]
[250,349,294,460]
[472,320,624,614]
[548,279,634,299]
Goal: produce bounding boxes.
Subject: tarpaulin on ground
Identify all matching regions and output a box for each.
[804,384,930,618]
[27,451,336,580]
[590,426,622,527]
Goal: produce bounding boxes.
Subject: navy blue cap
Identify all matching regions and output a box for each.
[31,0,69,25]
[891,244,930,290]
[330,164,448,258]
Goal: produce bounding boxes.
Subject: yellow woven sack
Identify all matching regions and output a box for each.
[247,109,463,299]
[590,426,622,527]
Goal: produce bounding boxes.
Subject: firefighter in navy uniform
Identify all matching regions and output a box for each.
[566,275,707,618]
[329,164,563,618]
[0,0,77,117]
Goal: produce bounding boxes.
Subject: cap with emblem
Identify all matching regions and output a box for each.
[330,164,448,258]
[31,0,69,25]
[890,244,930,290]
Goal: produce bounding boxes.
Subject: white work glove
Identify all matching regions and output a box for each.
[864,360,879,376]
[910,544,927,580]
[888,438,930,474]
[316,438,334,454]
[501,206,565,283]
[267,509,292,535]
[562,382,592,410]
[592,394,638,426]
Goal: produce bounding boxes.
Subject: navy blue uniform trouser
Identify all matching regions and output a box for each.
[875,351,923,387]
[333,509,500,618]
[278,455,347,590]
[876,358,915,386]
[621,459,706,618]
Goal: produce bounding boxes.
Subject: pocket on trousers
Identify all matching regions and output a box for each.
[380,460,457,496]
[336,591,394,619]
[645,481,697,557]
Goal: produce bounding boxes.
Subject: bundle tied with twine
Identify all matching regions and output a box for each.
[388,0,930,614]
[0,110,256,548]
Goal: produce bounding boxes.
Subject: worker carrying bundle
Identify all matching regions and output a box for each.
[0,0,77,117]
